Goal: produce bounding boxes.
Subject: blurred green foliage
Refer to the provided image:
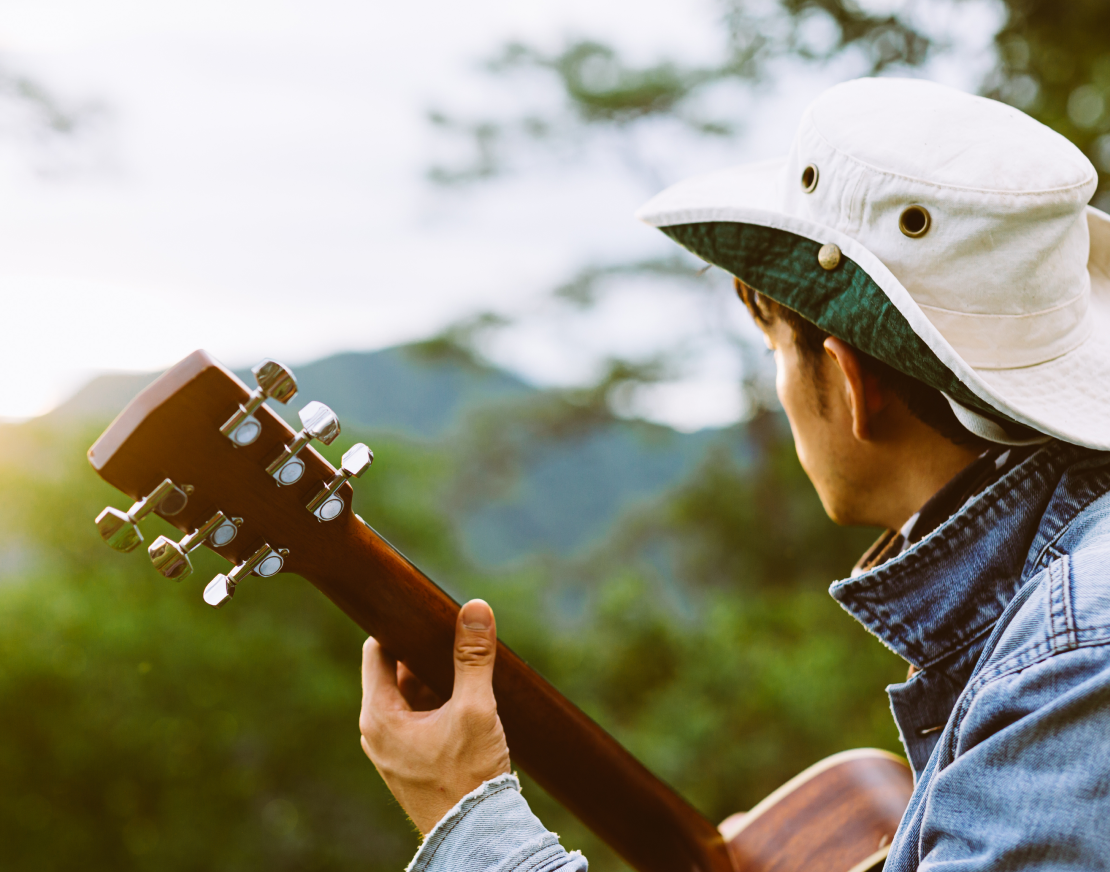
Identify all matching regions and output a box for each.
[986,0,1110,201]
[0,424,415,871]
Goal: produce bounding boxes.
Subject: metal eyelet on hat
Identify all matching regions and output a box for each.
[817,243,841,270]
[899,205,931,238]
[801,164,819,193]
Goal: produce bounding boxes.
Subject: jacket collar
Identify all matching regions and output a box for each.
[829,441,1096,669]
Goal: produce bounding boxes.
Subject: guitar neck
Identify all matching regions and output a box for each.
[87,352,732,872]
[301,511,732,872]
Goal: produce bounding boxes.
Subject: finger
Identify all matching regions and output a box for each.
[361,637,410,713]
[452,599,497,706]
[397,662,444,712]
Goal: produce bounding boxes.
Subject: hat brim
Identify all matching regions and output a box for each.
[636,159,1110,451]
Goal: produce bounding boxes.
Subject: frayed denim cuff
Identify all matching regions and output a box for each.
[407,773,588,872]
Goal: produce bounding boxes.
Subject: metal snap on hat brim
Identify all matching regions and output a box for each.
[818,243,841,270]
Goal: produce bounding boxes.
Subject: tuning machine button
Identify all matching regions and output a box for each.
[203,543,289,608]
[306,443,373,521]
[220,359,298,447]
[147,512,243,582]
[265,401,340,486]
[95,478,192,552]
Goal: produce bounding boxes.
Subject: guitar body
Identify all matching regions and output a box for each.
[721,750,912,872]
[88,350,913,872]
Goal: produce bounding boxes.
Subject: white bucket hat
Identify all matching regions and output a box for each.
[636,77,1110,450]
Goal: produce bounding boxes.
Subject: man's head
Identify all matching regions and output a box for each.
[638,78,1110,457]
[736,278,988,530]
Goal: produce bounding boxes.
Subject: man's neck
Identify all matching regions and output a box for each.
[867,433,986,532]
[853,445,1032,579]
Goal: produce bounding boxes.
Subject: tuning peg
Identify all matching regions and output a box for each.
[305,442,374,521]
[147,511,242,581]
[264,401,341,486]
[203,543,288,608]
[220,359,298,447]
[95,478,192,553]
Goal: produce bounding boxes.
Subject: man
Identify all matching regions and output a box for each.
[359,77,1110,870]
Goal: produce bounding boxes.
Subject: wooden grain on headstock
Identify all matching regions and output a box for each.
[88,349,353,579]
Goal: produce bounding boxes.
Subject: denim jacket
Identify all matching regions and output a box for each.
[408,442,1110,871]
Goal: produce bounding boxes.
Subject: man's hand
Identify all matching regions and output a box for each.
[359,599,512,835]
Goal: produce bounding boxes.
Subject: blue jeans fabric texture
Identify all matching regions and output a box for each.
[409,442,1110,871]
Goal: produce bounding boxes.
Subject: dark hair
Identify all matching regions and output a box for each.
[735,278,986,448]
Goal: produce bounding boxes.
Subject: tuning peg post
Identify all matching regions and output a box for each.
[95,478,191,553]
[147,511,242,581]
[265,401,341,486]
[203,543,288,608]
[220,359,298,447]
[305,442,374,521]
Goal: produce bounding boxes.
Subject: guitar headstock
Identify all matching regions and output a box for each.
[89,350,373,608]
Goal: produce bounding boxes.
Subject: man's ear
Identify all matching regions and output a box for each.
[823,337,887,441]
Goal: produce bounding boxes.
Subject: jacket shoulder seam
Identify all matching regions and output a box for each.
[1047,556,1078,652]
[967,632,1110,704]
[944,635,1110,764]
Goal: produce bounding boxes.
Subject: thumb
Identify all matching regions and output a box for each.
[453,599,497,703]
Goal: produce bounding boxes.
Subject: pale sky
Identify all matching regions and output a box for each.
[0,0,1002,427]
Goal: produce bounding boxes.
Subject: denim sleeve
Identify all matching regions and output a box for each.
[918,644,1110,869]
[406,773,588,872]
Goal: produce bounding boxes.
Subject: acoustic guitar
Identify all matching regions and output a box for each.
[88,350,912,872]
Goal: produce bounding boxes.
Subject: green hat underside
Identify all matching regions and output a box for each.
[662,221,1025,429]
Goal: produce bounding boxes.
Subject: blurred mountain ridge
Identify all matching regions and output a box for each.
[46,345,745,565]
[44,346,532,438]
